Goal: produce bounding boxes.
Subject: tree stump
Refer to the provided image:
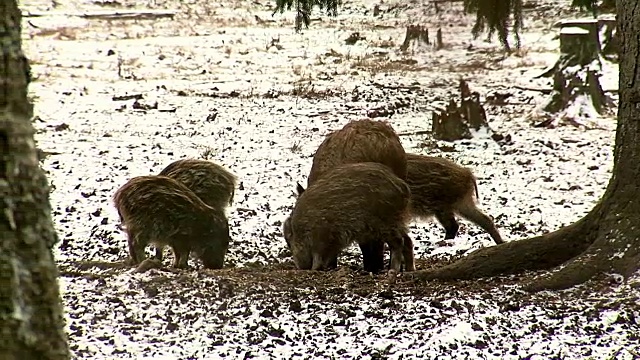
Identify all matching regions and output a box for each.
[432,79,491,141]
[530,20,613,128]
[436,28,443,50]
[538,18,600,78]
[399,25,430,52]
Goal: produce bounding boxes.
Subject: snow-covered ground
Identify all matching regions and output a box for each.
[22,0,638,358]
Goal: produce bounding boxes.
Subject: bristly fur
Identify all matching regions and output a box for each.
[405,153,503,245]
[284,162,412,273]
[307,119,407,187]
[113,175,230,269]
[159,158,237,209]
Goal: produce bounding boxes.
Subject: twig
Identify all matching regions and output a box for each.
[59,270,114,280]
[22,9,178,20]
[514,85,618,94]
[514,85,553,94]
[112,94,143,101]
[398,130,431,137]
[370,82,421,91]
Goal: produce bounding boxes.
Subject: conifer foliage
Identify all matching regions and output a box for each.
[273,0,341,31]
[463,0,523,51]
[570,0,598,13]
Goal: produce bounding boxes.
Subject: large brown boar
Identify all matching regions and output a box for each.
[406,153,504,245]
[307,119,407,187]
[113,175,230,269]
[283,162,413,274]
[158,158,237,209]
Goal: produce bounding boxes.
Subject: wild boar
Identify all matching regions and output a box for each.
[406,153,503,245]
[283,162,413,274]
[113,175,230,269]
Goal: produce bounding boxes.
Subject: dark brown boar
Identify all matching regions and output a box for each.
[158,158,237,209]
[113,175,230,269]
[307,119,407,187]
[283,162,413,274]
[406,153,504,245]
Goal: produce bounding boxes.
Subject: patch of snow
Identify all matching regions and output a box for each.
[21,0,637,358]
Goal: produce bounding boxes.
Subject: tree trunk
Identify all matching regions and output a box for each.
[0,1,70,359]
[414,0,640,291]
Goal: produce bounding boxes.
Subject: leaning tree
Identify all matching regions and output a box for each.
[414,0,640,291]
[0,1,70,359]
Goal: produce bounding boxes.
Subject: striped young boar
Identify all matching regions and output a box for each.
[406,153,504,245]
[113,175,230,269]
[307,119,407,187]
[158,158,237,209]
[283,162,413,274]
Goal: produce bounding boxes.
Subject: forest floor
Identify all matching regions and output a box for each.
[22,0,639,358]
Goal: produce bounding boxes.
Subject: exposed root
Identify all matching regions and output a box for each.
[525,216,640,292]
[412,211,597,282]
[524,252,602,292]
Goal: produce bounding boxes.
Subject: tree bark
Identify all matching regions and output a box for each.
[399,25,430,52]
[414,0,640,291]
[0,1,70,359]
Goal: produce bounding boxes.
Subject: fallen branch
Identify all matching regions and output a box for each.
[514,85,553,94]
[514,85,618,94]
[370,82,421,91]
[398,130,431,137]
[22,9,178,20]
[112,94,143,101]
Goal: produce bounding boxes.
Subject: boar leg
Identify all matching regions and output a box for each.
[385,234,405,275]
[401,232,416,272]
[319,244,338,270]
[154,245,164,261]
[359,241,385,274]
[171,242,191,269]
[456,202,504,245]
[435,212,460,239]
[326,257,339,270]
[127,230,146,265]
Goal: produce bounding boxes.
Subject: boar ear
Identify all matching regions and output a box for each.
[296,182,306,196]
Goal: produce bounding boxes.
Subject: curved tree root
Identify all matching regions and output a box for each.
[525,214,640,292]
[412,207,599,282]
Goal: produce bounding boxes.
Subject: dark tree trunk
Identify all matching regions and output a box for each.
[0,1,70,359]
[414,0,640,291]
